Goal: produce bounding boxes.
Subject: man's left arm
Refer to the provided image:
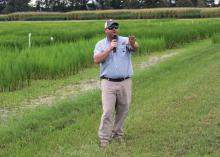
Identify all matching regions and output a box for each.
[128,36,139,52]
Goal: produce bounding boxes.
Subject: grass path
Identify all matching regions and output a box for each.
[0,39,220,156]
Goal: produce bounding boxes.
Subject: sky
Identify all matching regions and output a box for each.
[214,0,220,4]
[29,0,36,6]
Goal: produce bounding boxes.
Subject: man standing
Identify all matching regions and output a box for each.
[94,19,139,147]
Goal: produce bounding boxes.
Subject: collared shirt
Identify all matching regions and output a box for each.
[94,36,134,78]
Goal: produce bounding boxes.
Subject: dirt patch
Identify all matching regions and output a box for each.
[21,79,100,107]
[139,52,177,70]
[0,79,100,124]
[0,52,177,124]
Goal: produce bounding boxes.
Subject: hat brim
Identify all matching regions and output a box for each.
[110,22,119,27]
[105,22,119,29]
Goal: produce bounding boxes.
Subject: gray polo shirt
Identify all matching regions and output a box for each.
[94,36,134,78]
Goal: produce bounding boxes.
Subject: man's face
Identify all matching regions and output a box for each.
[105,24,119,38]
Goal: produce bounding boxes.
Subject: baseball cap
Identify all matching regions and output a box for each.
[104,19,119,29]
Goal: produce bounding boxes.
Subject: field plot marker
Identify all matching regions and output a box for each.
[28,33,32,48]
[50,36,54,43]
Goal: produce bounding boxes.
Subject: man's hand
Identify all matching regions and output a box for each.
[110,39,117,50]
[128,35,138,50]
[128,36,136,47]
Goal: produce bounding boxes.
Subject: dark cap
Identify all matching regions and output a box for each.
[104,19,119,29]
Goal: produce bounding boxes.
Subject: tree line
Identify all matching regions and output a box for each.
[0,0,219,13]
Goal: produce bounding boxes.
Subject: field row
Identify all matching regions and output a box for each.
[1,8,220,21]
[1,19,220,91]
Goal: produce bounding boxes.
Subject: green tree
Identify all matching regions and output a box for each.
[67,0,81,10]
[191,0,197,6]
[95,0,112,9]
[206,0,214,6]
[144,0,161,8]
[34,0,52,11]
[110,0,123,9]
[79,0,88,10]
[197,0,206,7]
[0,0,7,13]
[67,0,88,10]
[124,0,141,9]
[50,0,69,11]
[4,0,31,13]
[35,0,42,11]
[96,0,105,9]
[176,0,193,7]
[158,0,170,7]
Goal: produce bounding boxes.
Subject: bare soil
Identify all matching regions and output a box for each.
[0,52,177,124]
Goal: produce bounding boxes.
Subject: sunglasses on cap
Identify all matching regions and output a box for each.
[107,25,119,30]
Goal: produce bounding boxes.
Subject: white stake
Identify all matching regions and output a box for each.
[28,33,32,48]
[50,36,54,42]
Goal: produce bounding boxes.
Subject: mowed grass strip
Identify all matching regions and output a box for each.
[0,39,219,156]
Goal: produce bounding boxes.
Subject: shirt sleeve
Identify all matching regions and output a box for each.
[125,37,135,53]
[93,41,103,58]
[126,44,135,53]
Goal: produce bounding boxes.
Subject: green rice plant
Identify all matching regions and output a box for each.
[212,34,220,44]
[1,19,220,51]
[0,15,8,21]
[137,38,166,54]
[0,55,23,91]
[1,19,220,91]
[175,8,201,18]
[0,40,220,156]
[25,15,67,21]
[0,22,103,49]
[0,35,27,50]
[7,12,66,21]
[121,19,220,48]
[0,37,98,91]
[201,8,220,18]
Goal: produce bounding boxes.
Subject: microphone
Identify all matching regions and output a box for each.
[113,35,117,53]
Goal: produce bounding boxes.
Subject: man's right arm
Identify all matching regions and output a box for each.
[94,39,117,64]
[94,47,112,64]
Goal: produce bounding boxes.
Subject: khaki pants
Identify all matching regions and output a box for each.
[98,78,132,142]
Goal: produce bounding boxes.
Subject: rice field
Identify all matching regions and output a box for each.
[0,39,219,156]
[1,19,220,92]
[0,19,220,156]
